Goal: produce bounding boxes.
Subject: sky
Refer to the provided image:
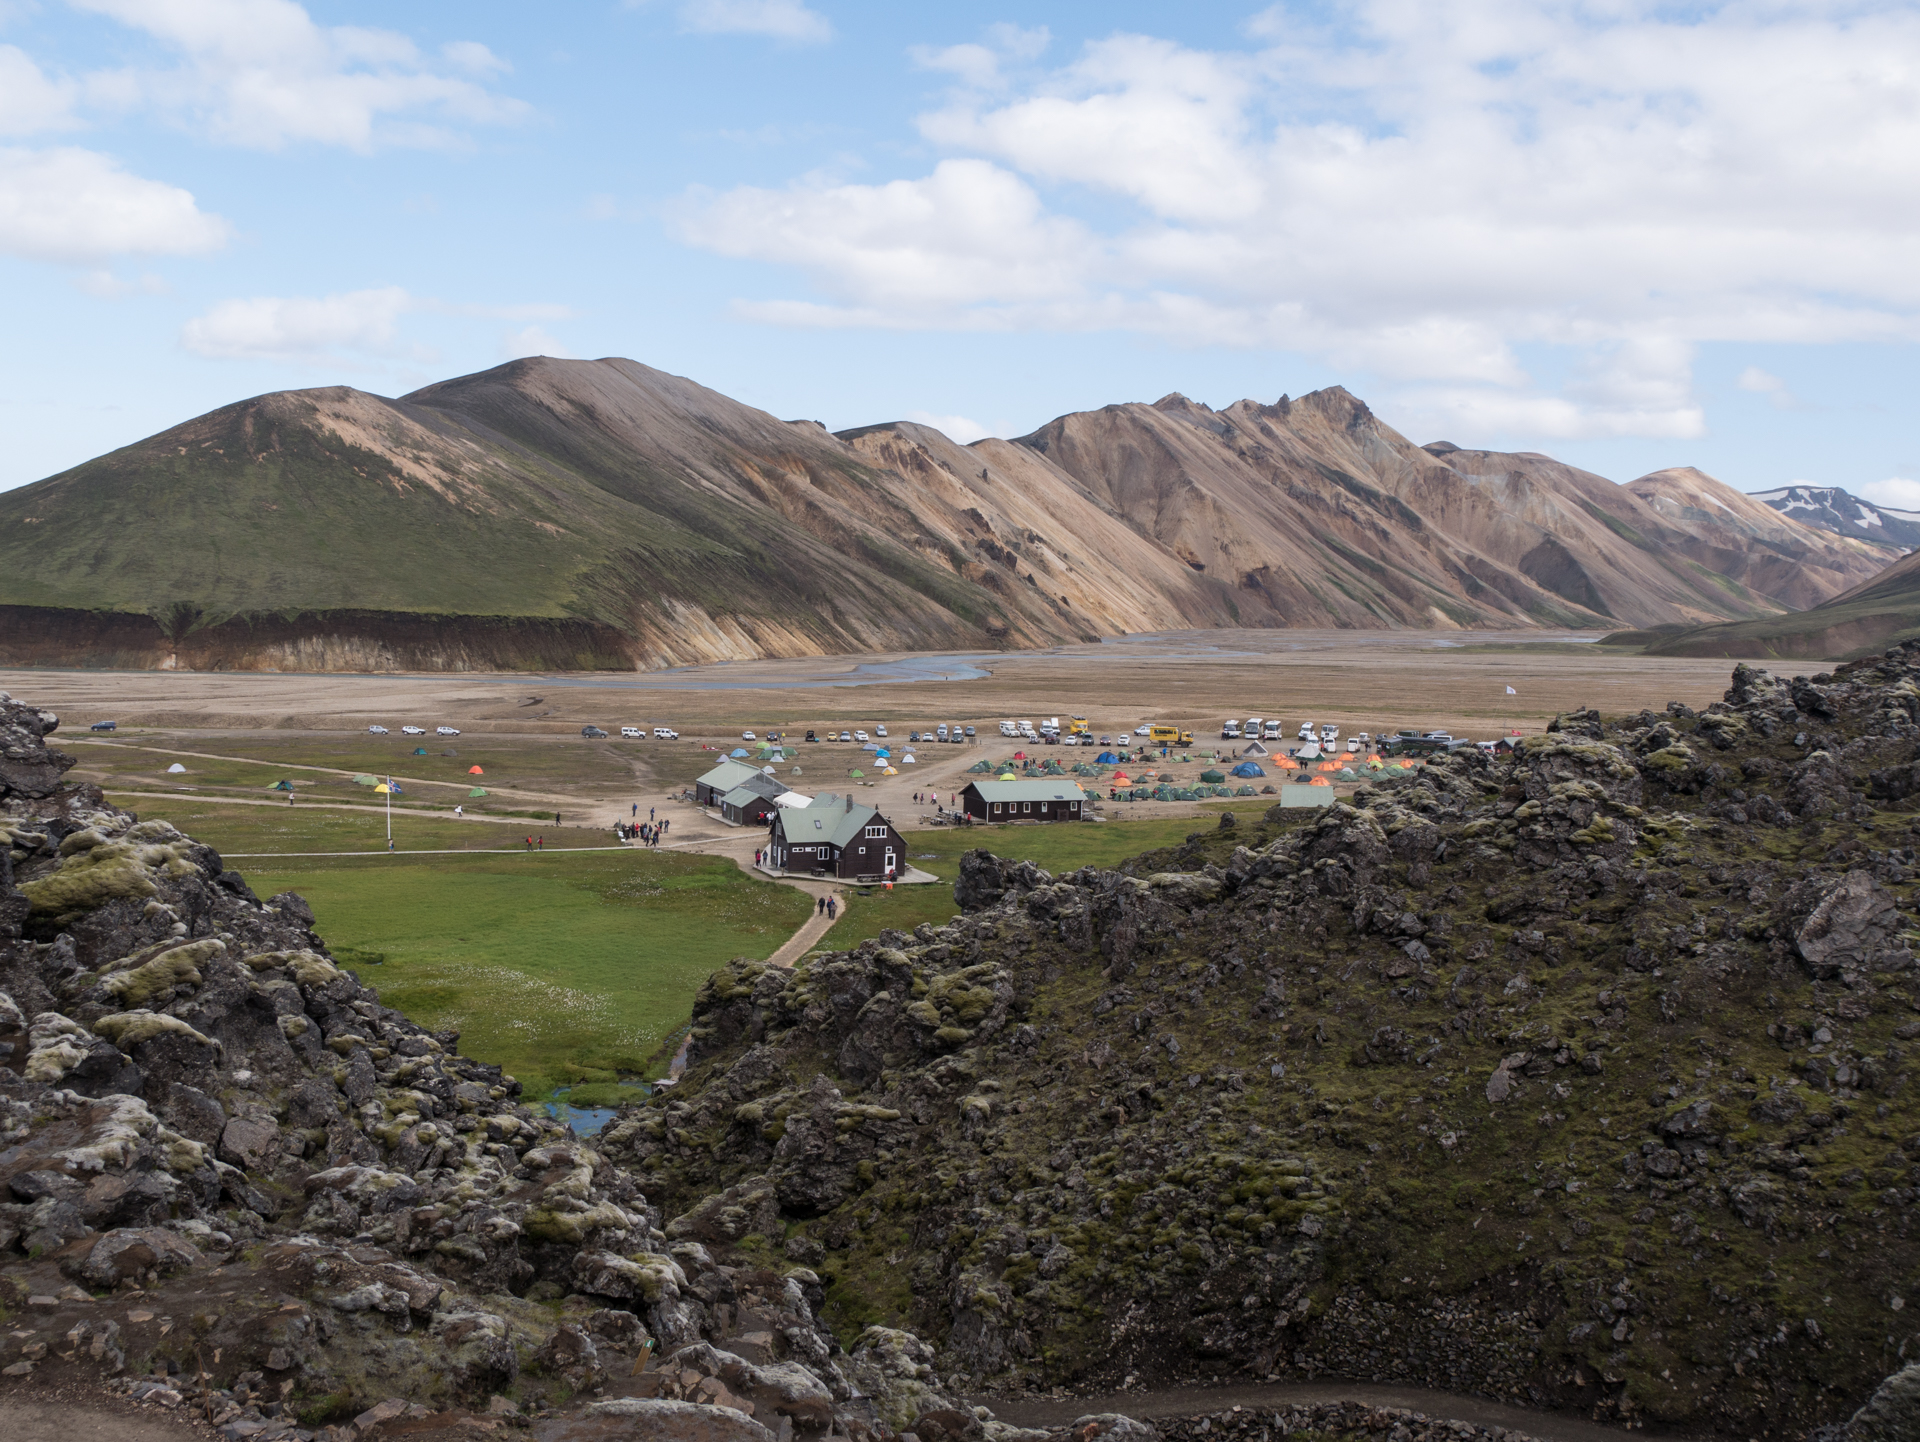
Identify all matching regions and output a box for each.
[3,0,1919,503]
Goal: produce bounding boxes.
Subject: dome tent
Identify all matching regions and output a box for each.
[1199,768,1226,784]
[1231,761,1265,777]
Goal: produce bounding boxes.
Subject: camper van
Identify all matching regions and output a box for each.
[999,720,1018,736]
[1298,722,1316,741]
[1221,719,1241,739]
[1319,723,1340,745]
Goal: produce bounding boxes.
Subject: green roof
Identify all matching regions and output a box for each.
[777,795,890,850]
[697,759,763,792]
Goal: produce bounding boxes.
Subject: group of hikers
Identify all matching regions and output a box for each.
[617,803,668,847]
[814,894,838,920]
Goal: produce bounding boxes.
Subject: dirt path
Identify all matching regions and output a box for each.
[983,1380,1661,1442]
[74,738,563,806]
[0,1393,208,1440]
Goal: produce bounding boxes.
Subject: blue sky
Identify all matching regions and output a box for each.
[3,0,1918,503]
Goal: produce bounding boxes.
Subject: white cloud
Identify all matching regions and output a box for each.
[181,286,422,361]
[500,325,573,360]
[1855,478,1920,512]
[911,24,1049,90]
[678,158,1096,319]
[678,2,1920,439]
[0,45,77,134]
[676,0,830,44]
[1737,365,1807,410]
[0,145,228,263]
[69,0,528,149]
[903,410,990,444]
[180,288,575,362]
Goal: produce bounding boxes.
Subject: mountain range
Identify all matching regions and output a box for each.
[0,357,1898,670]
[1751,483,1920,551]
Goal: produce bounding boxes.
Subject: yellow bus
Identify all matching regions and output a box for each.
[1147,723,1193,746]
[1068,715,1091,736]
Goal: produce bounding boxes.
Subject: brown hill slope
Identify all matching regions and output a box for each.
[1625,466,1892,610]
[0,359,1865,670]
[1016,391,1863,630]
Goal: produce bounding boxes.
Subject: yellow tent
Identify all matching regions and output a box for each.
[882,765,899,775]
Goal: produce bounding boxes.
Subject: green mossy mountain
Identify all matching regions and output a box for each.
[1628,548,1920,662]
[604,647,1920,1438]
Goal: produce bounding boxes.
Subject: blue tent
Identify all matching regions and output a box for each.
[1231,761,1266,777]
[873,747,891,758]
[730,747,749,757]
[1096,751,1119,763]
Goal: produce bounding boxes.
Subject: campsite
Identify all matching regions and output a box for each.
[7,628,1737,1107]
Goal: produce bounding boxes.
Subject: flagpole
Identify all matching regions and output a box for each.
[385,775,392,850]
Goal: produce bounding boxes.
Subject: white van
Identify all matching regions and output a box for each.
[621,726,643,738]
[1222,720,1241,738]
[653,727,678,739]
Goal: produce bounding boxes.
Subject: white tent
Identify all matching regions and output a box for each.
[901,753,917,764]
[166,763,186,774]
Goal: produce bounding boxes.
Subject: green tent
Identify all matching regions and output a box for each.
[1236,784,1257,796]
[967,760,994,774]
[353,774,377,786]
[268,780,294,792]
[468,787,488,797]
[849,768,864,777]
[1199,768,1225,783]
[413,747,427,755]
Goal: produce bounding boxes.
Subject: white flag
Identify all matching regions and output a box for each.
[1505,686,1516,694]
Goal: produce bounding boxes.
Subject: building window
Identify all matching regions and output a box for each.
[1023,801,1031,813]
[864,824,886,838]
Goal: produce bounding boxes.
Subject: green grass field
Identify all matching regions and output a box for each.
[243,849,809,1099]
[120,800,807,1100]
[124,799,614,854]
[120,798,1300,1101]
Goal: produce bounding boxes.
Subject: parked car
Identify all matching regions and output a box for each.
[436,726,460,736]
[838,730,852,742]
[401,725,425,736]
[1099,735,1114,746]
[804,730,819,742]
[742,730,756,741]
[366,725,388,734]
[874,724,888,737]
[90,720,117,731]
[854,730,869,743]
[964,726,976,737]
[620,726,643,738]
[582,726,608,738]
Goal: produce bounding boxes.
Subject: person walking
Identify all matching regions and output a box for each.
[537,834,544,851]
[525,835,533,852]
[816,895,825,915]
[454,804,462,818]
[826,896,836,920]
[650,806,655,822]
[632,803,637,818]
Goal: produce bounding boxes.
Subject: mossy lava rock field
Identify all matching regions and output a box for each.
[610,647,1920,1438]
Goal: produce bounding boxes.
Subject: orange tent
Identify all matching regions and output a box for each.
[1112,771,1131,783]
[1308,776,1332,787]
[1273,756,1299,770]
[1395,758,1414,768]
[468,765,484,775]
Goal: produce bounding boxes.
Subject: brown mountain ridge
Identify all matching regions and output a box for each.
[0,357,1890,670]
